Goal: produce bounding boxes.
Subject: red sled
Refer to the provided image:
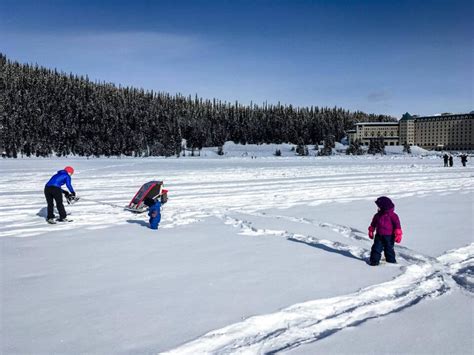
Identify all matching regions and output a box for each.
[126,181,168,213]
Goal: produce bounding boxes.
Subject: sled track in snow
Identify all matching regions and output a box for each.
[0,160,472,352]
[0,159,473,238]
[165,215,474,354]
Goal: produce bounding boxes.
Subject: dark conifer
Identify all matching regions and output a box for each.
[403,142,411,154]
[0,53,396,158]
[368,137,386,155]
[346,139,364,155]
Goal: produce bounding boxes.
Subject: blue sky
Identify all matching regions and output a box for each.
[1,0,472,117]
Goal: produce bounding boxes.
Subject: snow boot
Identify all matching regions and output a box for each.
[46,218,57,224]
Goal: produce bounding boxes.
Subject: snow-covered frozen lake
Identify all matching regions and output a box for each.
[1,155,473,354]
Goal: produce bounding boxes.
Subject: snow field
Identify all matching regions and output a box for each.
[166,218,472,354]
[0,156,471,239]
[0,155,473,354]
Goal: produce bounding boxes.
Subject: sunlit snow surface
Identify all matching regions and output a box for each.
[1,155,471,239]
[1,154,473,354]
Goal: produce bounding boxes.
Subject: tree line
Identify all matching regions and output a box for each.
[0,53,396,158]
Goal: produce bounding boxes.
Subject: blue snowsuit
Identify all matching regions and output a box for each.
[45,170,75,193]
[148,200,161,230]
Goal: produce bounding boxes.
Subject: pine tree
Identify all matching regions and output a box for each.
[403,142,411,154]
[318,134,335,156]
[346,139,364,155]
[368,137,385,155]
[0,53,397,158]
[296,138,309,156]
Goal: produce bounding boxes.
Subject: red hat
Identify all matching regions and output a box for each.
[64,166,74,175]
[162,189,168,194]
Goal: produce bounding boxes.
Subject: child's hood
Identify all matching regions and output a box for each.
[375,196,395,211]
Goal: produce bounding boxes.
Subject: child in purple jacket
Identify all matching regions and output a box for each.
[368,196,403,266]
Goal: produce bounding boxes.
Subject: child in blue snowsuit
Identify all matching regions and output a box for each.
[144,198,161,230]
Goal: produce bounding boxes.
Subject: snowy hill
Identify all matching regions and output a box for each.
[194,141,436,158]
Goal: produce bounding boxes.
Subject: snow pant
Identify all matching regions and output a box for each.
[370,234,396,265]
[149,214,161,230]
[444,160,448,167]
[44,186,67,220]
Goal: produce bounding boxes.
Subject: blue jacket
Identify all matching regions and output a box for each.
[45,170,75,193]
[148,200,161,230]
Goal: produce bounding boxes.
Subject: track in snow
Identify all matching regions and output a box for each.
[165,214,473,354]
[1,159,472,353]
[0,158,472,238]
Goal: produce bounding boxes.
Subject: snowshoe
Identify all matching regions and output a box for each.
[66,195,80,205]
[56,218,73,223]
[62,190,80,205]
[64,194,79,205]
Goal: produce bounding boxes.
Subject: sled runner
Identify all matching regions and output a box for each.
[126,181,168,213]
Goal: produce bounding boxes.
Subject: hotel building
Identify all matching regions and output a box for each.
[347,113,473,150]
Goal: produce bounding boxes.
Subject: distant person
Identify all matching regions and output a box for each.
[44,166,76,224]
[443,153,449,167]
[144,197,161,230]
[460,154,468,167]
[368,196,403,266]
[449,155,454,167]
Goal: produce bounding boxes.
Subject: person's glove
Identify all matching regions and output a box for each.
[368,226,375,239]
[394,229,403,243]
[65,192,79,205]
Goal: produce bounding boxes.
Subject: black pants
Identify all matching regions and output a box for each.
[44,186,66,219]
[370,234,396,264]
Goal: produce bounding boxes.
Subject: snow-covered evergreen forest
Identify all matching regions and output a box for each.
[0,53,395,158]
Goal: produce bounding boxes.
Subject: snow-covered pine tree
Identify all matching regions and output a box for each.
[0,53,397,158]
[346,139,364,155]
[368,137,385,155]
[296,138,309,156]
[318,134,335,156]
[403,142,411,154]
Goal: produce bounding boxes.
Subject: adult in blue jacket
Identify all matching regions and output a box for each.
[144,197,161,230]
[44,166,75,223]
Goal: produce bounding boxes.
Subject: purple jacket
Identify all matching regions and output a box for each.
[370,208,401,236]
[370,196,401,236]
